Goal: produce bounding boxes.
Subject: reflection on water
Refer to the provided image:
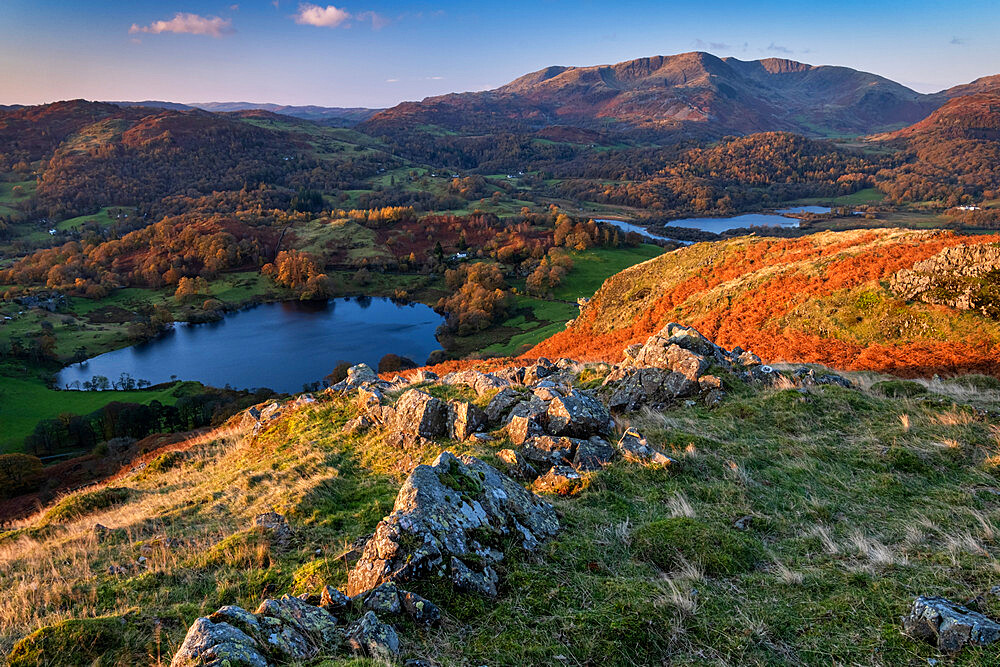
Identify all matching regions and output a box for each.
[58,297,444,393]
[598,206,832,240]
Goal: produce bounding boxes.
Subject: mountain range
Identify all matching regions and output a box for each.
[363,51,1000,139]
[105,100,381,126]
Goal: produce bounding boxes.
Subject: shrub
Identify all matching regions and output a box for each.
[0,453,44,499]
[871,380,928,398]
[632,517,762,575]
[325,360,352,386]
[41,487,131,524]
[8,617,142,667]
[378,353,418,374]
[145,451,186,474]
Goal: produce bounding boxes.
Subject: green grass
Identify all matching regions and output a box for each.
[553,244,664,301]
[6,365,1000,664]
[790,187,885,207]
[0,375,195,453]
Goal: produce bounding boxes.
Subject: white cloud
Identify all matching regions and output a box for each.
[386,78,400,83]
[129,12,234,38]
[356,10,389,29]
[294,3,351,27]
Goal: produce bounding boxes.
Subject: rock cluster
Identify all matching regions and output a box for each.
[347,451,559,598]
[902,595,1000,653]
[889,243,1000,316]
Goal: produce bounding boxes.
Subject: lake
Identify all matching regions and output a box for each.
[599,206,832,241]
[58,297,445,393]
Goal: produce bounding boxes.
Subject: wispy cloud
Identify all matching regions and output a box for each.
[357,10,389,29]
[129,12,234,38]
[950,36,966,45]
[693,38,733,52]
[385,78,399,83]
[766,42,794,55]
[294,3,351,27]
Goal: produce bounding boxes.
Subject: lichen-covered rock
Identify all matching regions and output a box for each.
[346,363,380,386]
[346,451,559,597]
[496,448,539,481]
[253,512,292,549]
[255,595,341,658]
[355,583,442,626]
[401,590,441,626]
[344,611,400,659]
[533,466,583,495]
[392,390,448,440]
[523,358,557,385]
[448,401,487,441]
[170,617,268,667]
[508,414,545,445]
[573,436,616,471]
[343,415,373,435]
[441,369,508,396]
[606,367,697,412]
[506,396,549,424]
[617,429,675,466]
[521,435,578,468]
[902,596,1000,653]
[359,583,403,615]
[320,585,350,614]
[546,389,614,437]
[485,387,525,423]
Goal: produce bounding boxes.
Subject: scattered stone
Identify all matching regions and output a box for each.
[320,585,350,614]
[345,611,400,659]
[346,451,558,598]
[902,596,1000,653]
[617,429,675,466]
[733,516,753,531]
[521,435,577,468]
[523,358,556,385]
[412,369,438,384]
[343,415,373,435]
[533,466,583,495]
[346,363,380,386]
[441,369,508,396]
[253,512,292,549]
[391,390,449,442]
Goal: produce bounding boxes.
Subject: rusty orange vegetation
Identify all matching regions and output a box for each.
[526,230,1000,378]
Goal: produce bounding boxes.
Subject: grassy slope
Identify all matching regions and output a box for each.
[4,372,1000,664]
[0,377,195,452]
[532,229,1000,377]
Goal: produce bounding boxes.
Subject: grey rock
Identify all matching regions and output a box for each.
[617,429,675,466]
[485,387,525,423]
[903,595,1000,653]
[496,448,539,481]
[546,389,613,437]
[253,512,292,549]
[533,465,583,495]
[573,436,615,471]
[346,452,558,597]
[345,611,400,659]
[508,414,545,445]
[320,585,350,614]
[170,617,268,667]
[449,401,487,441]
[392,390,449,440]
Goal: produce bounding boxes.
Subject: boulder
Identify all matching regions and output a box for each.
[617,429,675,466]
[170,616,268,667]
[346,452,559,597]
[507,414,545,445]
[412,369,438,384]
[506,396,549,424]
[606,367,697,412]
[344,611,400,659]
[343,415,373,435]
[903,596,1000,653]
[546,389,613,437]
[254,595,341,658]
[521,436,578,468]
[533,466,583,495]
[346,363,380,386]
[494,366,526,385]
[448,401,487,441]
[573,436,616,471]
[441,369,508,396]
[355,583,441,626]
[320,585,350,614]
[392,390,448,440]
[485,387,525,423]
[496,448,539,481]
[523,358,556,385]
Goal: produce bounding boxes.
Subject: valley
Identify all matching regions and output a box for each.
[3,38,1000,666]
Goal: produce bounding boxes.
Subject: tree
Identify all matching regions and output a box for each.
[0,453,44,499]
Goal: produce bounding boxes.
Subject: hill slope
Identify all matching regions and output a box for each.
[364,52,943,138]
[531,229,1000,376]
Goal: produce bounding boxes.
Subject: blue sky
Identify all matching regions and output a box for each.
[1,0,998,107]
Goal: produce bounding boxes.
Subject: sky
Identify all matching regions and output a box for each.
[1,0,999,108]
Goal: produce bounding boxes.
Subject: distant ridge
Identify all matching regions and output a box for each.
[363,51,957,138]
[106,100,381,126]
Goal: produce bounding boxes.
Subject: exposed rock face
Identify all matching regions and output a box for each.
[508,414,545,445]
[573,436,616,471]
[890,243,1000,316]
[346,363,380,387]
[346,452,559,598]
[448,401,487,441]
[356,583,441,626]
[485,387,526,423]
[606,367,697,412]
[170,616,268,667]
[496,448,539,480]
[902,596,1000,653]
[391,390,448,442]
[441,369,508,396]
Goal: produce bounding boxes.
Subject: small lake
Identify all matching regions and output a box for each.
[58,297,444,393]
[599,206,832,241]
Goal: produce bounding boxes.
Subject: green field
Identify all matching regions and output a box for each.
[789,187,885,207]
[0,375,195,453]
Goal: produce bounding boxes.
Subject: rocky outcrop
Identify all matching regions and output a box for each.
[388,390,448,447]
[546,390,614,437]
[890,243,1000,317]
[346,452,559,598]
[448,400,487,441]
[902,595,1000,653]
[440,369,508,396]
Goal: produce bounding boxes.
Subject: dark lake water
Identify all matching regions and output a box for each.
[599,206,832,241]
[58,297,444,393]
